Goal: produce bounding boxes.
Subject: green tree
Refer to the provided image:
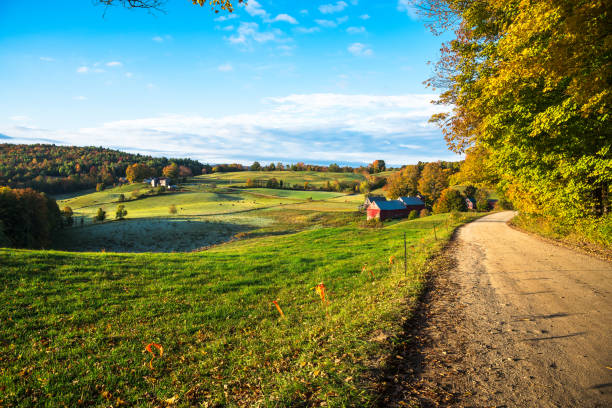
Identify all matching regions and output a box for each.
[61,206,74,227]
[251,161,261,171]
[266,178,279,189]
[94,208,106,222]
[421,0,610,222]
[115,205,128,220]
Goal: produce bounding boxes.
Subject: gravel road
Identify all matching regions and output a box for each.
[379,211,612,407]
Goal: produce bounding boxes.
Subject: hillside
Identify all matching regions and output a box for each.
[0,144,205,194]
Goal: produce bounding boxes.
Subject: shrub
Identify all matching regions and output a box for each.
[266,178,279,189]
[408,210,419,220]
[476,199,489,212]
[169,204,178,215]
[419,208,430,218]
[115,205,128,220]
[131,190,141,199]
[94,208,106,222]
[118,193,125,202]
[96,183,105,192]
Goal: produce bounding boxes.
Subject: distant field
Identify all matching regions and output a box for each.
[196,170,368,188]
[53,182,363,252]
[0,213,480,407]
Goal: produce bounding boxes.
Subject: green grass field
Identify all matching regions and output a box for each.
[196,171,368,188]
[53,182,364,252]
[0,213,479,407]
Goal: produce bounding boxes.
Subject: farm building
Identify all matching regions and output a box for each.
[364,196,387,207]
[397,196,425,212]
[151,177,171,188]
[465,197,476,210]
[367,200,409,221]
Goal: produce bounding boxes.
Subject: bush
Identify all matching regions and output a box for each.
[118,193,125,202]
[94,208,106,222]
[169,204,178,214]
[476,199,489,212]
[419,208,430,218]
[266,178,279,189]
[131,190,141,199]
[96,183,105,192]
[360,218,383,228]
[408,210,419,220]
[115,205,128,220]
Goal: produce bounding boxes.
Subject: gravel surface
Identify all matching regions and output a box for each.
[378,211,612,407]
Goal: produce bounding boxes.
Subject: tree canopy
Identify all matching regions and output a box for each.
[420,0,610,223]
[98,0,240,12]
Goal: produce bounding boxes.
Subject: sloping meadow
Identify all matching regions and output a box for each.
[0,213,478,406]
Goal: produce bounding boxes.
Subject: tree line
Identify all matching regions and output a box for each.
[0,144,205,194]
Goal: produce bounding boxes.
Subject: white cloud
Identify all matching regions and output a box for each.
[73,96,88,101]
[397,0,419,19]
[106,61,122,67]
[218,63,234,72]
[222,25,235,31]
[125,72,134,78]
[215,14,239,22]
[40,57,55,62]
[348,42,373,56]
[319,1,348,14]
[347,26,366,34]
[336,16,349,24]
[300,9,309,15]
[296,26,320,34]
[271,14,298,24]
[315,19,337,28]
[1,93,454,166]
[228,22,281,46]
[244,0,268,18]
[360,14,370,20]
[76,66,89,74]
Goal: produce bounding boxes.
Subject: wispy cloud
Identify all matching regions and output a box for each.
[348,42,372,56]
[319,1,348,14]
[218,63,234,72]
[106,61,122,67]
[271,14,298,24]
[359,14,370,20]
[152,35,172,42]
[2,93,453,166]
[39,56,55,62]
[397,0,419,19]
[296,26,320,34]
[347,26,366,34]
[228,22,282,47]
[73,96,88,101]
[76,66,89,74]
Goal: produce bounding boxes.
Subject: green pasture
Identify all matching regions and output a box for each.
[0,213,479,407]
[196,171,367,188]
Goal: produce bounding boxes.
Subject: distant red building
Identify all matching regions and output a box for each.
[367,200,409,221]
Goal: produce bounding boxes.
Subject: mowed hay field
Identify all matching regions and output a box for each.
[53,182,362,252]
[196,171,390,188]
[0,213,480,407]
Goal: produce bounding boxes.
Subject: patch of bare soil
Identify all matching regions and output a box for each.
[376,211,612,407]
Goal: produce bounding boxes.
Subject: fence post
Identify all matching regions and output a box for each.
[404,232,407,277]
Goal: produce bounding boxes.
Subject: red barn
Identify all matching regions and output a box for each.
[397,196,425,212]
[367,200,409,221]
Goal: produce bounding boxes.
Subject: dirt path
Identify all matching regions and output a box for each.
[380,211,612,407]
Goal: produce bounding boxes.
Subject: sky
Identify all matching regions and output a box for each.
[0,0,457,166]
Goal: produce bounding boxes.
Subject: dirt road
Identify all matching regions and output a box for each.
[380,211,612,407]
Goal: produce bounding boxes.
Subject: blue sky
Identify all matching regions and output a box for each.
[0,0,457,166]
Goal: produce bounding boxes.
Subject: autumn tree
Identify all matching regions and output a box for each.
[383,165,420,199]
[97,0,240,12]
[420,0,610,224]
[369,160,386,173]
[178,165,193,177]
[163,163,179,179]
[417,162,449,203]
[126,163,153,183]
[433,188,466,214]
[61,206,74,227]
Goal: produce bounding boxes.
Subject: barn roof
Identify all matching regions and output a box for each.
[397,196,424,206]
[371,200,407,210]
